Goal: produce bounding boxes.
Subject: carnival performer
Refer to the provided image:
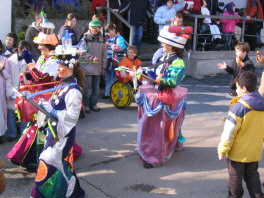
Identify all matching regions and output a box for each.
[6,20,59,169]
[30,54,85,198]
[136,27,188,168]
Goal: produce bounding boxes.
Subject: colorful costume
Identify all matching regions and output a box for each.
[136,27,189,167]
[31,76,85,198]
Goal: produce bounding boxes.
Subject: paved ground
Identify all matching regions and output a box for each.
[0,67,263,198]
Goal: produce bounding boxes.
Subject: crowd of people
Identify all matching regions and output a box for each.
[0,0,264,197]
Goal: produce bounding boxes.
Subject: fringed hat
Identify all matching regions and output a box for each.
[158,29,187,49]
[57,54,79,69]
[33,12,58,46]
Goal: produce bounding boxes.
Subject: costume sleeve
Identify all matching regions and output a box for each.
[29,68,54,83]
[160,58,185,88]
[154,7,167,25]
[218,103,243,156]
[56,88,82,139]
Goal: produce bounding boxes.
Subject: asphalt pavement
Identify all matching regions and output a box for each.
[0,67,263,198]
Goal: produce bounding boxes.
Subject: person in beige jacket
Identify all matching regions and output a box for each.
[79,20,107,112]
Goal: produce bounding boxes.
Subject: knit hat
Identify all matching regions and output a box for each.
[89,20,101,27]
[224,2,235,15]
[57,54,79,68]
[158,29,187,48]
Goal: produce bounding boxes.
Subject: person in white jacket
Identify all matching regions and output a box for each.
[5,41,34,141]
[154,0,185,32]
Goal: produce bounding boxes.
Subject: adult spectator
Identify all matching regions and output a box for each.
[58,13,79,45]
[154,0,185,32]
[112,0,155,52]
[79,20,107,113]
[108,0,124,35]
[245,0,263,51]
[25,12,43,61]
[206,0,223,15]
[174,0,201,14]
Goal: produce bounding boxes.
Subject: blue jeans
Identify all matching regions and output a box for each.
[104,62,117,96]
[5,109,17,138]
[132,25,143,51]
[83,75,100,108]
[223,33,234,50]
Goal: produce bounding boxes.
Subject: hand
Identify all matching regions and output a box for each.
[0,61,5,71]
[41,101,53,113]
[21,49,33,64]
[156,73,163,84]
[26,62,35,71]
[93,57,99,62]
[218,154,225,161]
[166,19,172,23]
[246,16,251,20]
[112,9,119,13]
[217,62,227,70]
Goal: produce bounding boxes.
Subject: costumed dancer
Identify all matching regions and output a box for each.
[6,16,59,169]
[136,27,189,168]
[30,53,85,198]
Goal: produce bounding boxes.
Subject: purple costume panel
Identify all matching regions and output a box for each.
[136,84,187,166]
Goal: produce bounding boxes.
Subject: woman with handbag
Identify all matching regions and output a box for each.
[136,27,189,168]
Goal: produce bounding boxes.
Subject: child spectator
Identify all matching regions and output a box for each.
[218,71,264,198]
[116,45,142,88]
[2,33,17,57]
[201,0,222,39]
[154,0,185,32]
[217,42,255,96]
[221,2,241,50]
[102,22,126,99]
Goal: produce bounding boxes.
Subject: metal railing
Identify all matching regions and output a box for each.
[188,14,264,52]
[107,7,133,45]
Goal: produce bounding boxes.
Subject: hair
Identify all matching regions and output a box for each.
[235,71,257,93]
[201,0,207,7]
[44,44,56,51]
[105,22,118,33]
[164,43,184,58]
[164,0,173,4]
[35,12,42,20]
[73,63,86,95]
[127,45,138,54]
[6,32,18,47]
[92,14,99,20]
[174,13,183,19]
[235,42,250,54]
[65,13,76,24]
[0,40,3,54]
[18,40,31,51]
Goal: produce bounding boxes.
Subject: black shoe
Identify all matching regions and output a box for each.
[85,107,91,113]
[90,106,101,112]
[102,95,110,99]
[143,161,154,169]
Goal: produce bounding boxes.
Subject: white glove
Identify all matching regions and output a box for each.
[41,101,53,113]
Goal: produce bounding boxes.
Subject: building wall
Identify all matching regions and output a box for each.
[0,0,11,41]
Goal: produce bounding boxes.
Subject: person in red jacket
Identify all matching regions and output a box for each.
[174,0,201,14]
[245,0,263,51]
